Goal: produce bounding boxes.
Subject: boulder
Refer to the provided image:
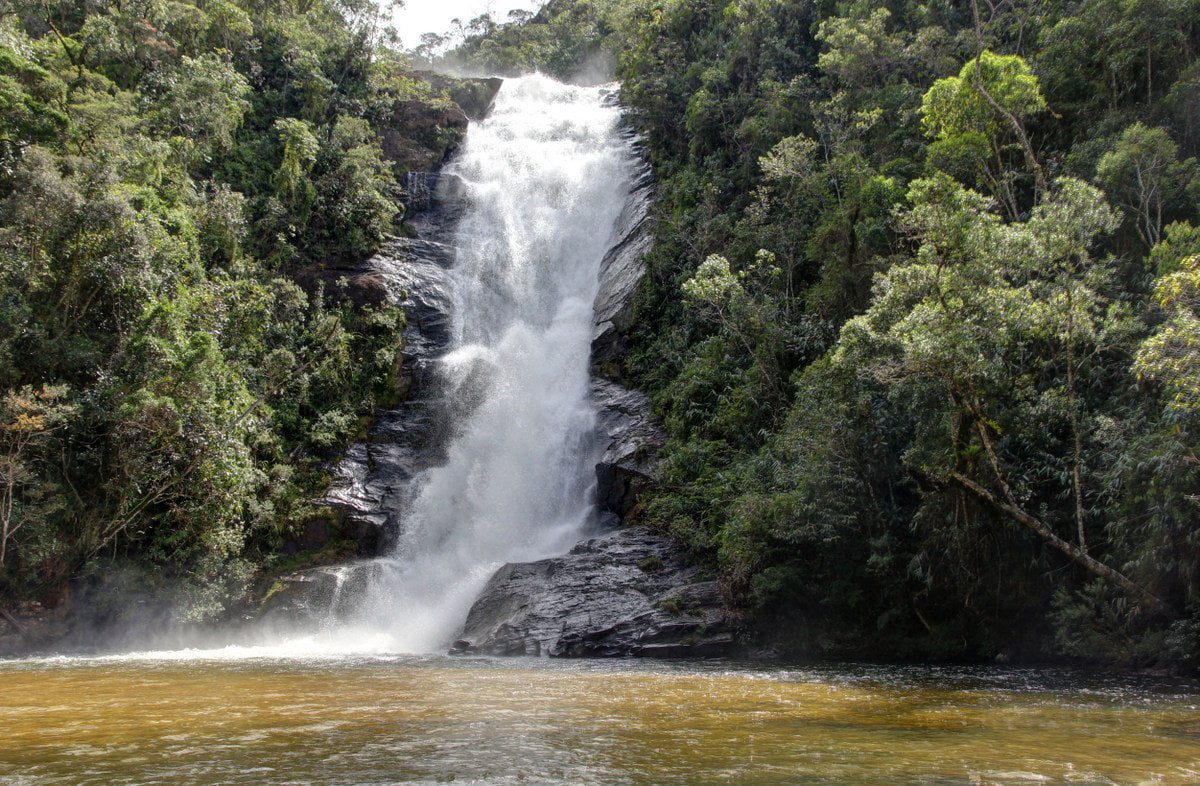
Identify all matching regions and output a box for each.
[258,563,383,627]
[451,526,733,657]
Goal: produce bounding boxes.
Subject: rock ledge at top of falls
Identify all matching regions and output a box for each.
[450,526,733,658]
[375,73,503,174]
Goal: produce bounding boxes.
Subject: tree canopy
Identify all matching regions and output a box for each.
[0,0,466,621]
[449,0,1200,667]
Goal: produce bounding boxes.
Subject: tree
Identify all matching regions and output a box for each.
[1136,254,1200,409]
[413,32,448,64]
[0,44,69,179]
[0,385,71,570]
[0,0,421,618]
[835,174,1161,610]
[1097,123,1199,249]
[1039,0,1198,115]
[815,5,903,89]
[272,117,319,212]
[751,94,900,322]
[921,51,1047,218]
[682,254,749,339]
[142,52,251,166]
[312,116,398,259]
[1147,221,1200,276]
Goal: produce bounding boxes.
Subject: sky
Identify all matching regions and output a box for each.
[392,0,546,49]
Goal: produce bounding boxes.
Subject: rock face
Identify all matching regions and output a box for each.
[592,378,662,518]
[451,527,732,657]
[316,173,465,553]
[592,142,655,369]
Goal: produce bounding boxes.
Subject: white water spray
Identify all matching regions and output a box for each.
[330,75,638,652]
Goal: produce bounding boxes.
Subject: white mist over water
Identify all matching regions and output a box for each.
[334,74,637,653]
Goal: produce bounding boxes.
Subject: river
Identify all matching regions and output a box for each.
[1,655,1197,784]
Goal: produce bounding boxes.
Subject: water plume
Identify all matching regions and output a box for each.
[333,74,637,653]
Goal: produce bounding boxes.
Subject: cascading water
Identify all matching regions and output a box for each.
[329,75,640,653]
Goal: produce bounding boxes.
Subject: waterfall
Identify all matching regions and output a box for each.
[328,75,639,653]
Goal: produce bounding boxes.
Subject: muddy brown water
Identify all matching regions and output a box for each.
[1,655,1197,784]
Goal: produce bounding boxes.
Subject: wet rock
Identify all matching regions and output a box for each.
[344,272,391,308]
[592,149,654,369]
[452,526,733,657]
[317,175,463,553]
[402,171,468,239]
[376,75,502,174]
[591,378,663,518]
[258,563,382,627]
[258,567,344,624]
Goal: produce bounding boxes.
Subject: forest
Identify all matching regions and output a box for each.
[0,0,459,623]
[447,0,1200,667]
[2,0,1199,669]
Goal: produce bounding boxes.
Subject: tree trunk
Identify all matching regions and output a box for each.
[0,607,27,639]
[950,471,1164,612]
[953,413,1164,612]
[969,0,1048,198]
[1065,290,1087,553]
[1,462,14,570]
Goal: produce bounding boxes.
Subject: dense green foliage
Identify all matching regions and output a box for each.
[5,0,1199,666]
[456,0,1200,666]
[0,0,459,620]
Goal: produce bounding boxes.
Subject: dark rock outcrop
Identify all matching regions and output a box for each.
[592,378,662,518]
[412,72,504,120]
[378,98,467,173]
[592,149,655,369]
[376,75,503,174]
[451,527,732,657]
[316,174,464,552]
